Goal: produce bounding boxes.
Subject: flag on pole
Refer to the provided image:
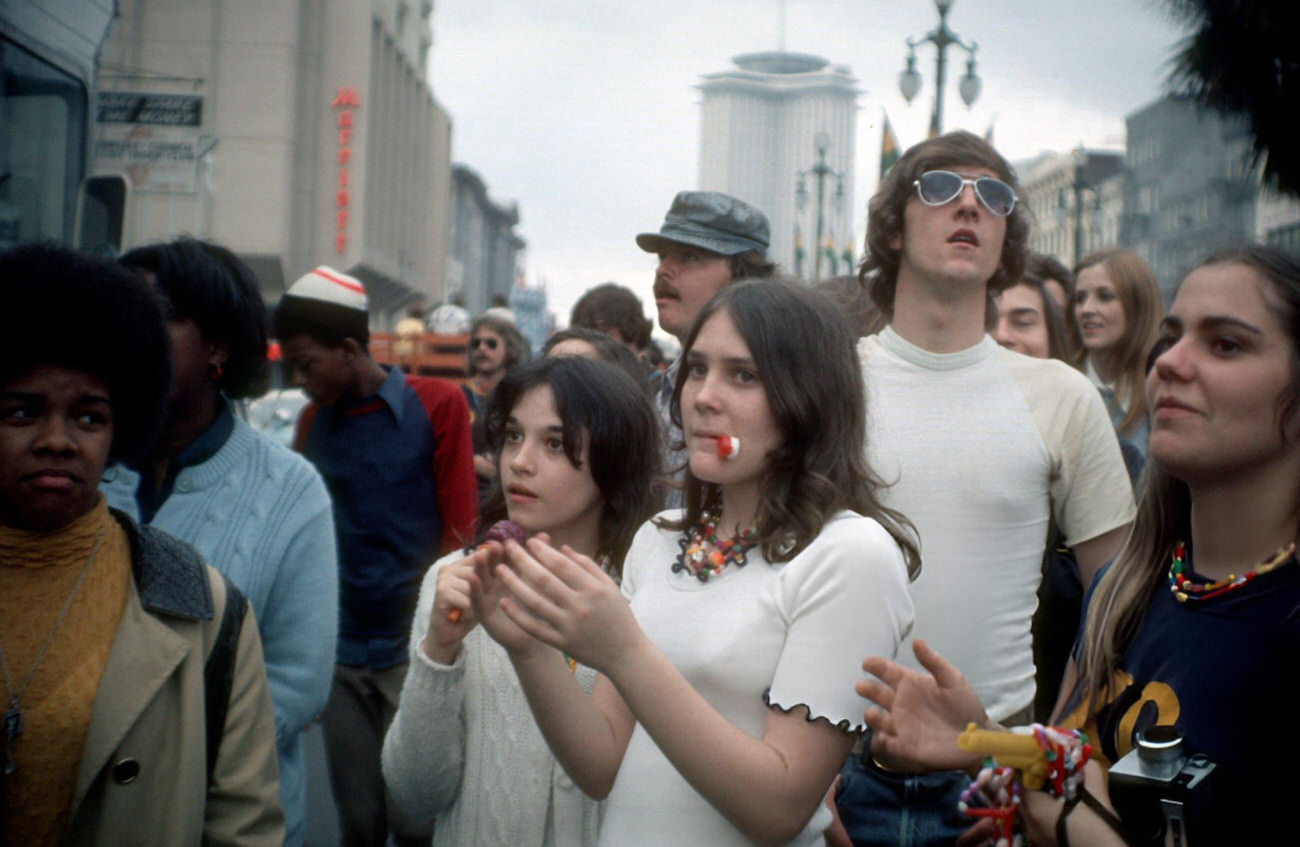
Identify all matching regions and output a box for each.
[880,113,901,181]
[794,225,806,279]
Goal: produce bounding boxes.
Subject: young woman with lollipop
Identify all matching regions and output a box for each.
[381,355,659,847]
[472,280,920,846]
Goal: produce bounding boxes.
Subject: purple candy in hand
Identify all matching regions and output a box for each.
[485,519,526,545]
[448,520,526,623]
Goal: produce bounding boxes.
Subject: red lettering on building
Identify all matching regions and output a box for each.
[331,87,360,255]
[331,87,360,108]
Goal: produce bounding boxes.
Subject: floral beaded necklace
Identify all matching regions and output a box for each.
[673,509,758,583]
[1167,540,1295,603]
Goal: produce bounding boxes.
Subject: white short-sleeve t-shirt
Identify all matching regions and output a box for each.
[859,328,1135,721]
[597,510,914,847]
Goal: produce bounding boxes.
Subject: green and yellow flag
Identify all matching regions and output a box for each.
[880,113,901,181]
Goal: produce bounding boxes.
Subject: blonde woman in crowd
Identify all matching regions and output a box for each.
[1069,249,1163,464]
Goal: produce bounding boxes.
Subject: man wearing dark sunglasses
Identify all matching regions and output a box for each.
[463,313,531,487]
[833,132,1135,847]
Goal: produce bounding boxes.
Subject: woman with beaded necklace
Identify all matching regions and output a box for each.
[470,280,920,846]
[856,246,1300,847]
[382,356,659,847]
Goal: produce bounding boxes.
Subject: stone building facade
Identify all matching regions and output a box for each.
[96,0,453,325]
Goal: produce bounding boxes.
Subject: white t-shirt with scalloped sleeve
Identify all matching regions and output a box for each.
[597,509,914,847]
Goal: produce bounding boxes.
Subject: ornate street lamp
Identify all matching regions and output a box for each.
[794,132,845,283]
[898,0,981,135]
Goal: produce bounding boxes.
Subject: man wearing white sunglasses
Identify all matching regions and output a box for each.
[834,132,1135,847]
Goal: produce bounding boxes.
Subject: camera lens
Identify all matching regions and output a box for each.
[1135,725,1185,778]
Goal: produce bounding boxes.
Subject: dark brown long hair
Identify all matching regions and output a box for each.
[473,356,660,571]
[1070,245,1300,723]
[861,131,1031,319]
[659,280,920,576]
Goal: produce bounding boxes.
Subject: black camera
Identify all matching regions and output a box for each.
[1108,725,1216,847]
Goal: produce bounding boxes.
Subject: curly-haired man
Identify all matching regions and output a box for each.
[837,133,1135,846]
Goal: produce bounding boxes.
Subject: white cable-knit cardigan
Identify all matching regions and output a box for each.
[382,553,602,847]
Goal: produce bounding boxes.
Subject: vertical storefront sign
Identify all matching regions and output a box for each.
[331,86,360,254]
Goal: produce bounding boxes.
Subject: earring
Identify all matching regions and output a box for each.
[209,362,224,382]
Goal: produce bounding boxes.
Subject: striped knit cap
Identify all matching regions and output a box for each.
[285,266,368,312]
[273,265,369,345]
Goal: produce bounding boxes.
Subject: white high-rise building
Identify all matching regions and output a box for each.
[697,51,859,279]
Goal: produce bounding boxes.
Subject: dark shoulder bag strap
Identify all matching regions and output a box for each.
[204,573,248,783]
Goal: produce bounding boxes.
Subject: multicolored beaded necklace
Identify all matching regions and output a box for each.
[673,510,758,583]
[1167,540,1295,603]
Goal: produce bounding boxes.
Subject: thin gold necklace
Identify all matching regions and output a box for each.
[0,525,105,776]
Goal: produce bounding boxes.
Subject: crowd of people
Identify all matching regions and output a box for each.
[1,129,1294,847]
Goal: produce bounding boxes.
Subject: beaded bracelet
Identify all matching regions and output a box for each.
[957,723,1096,846]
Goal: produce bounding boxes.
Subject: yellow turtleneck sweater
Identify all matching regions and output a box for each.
[0,497,130,846]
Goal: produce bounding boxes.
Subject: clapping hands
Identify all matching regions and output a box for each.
[469,535,640,673]
[857,639,992,774]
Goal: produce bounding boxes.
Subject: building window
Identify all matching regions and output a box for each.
[1267,222,1300,254]
[0,37,86,248]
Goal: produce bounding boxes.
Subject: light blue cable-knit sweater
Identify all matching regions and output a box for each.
[102,416,338,847]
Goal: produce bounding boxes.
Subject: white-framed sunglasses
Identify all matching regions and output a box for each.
[912,170,1017,217]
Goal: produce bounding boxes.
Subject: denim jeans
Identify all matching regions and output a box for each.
[835,749,974,847]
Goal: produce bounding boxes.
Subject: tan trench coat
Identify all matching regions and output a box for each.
[64,514,284,846]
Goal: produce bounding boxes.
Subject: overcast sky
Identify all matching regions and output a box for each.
[428,0,1189,328]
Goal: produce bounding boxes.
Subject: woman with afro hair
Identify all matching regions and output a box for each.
[0,242,283,846]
